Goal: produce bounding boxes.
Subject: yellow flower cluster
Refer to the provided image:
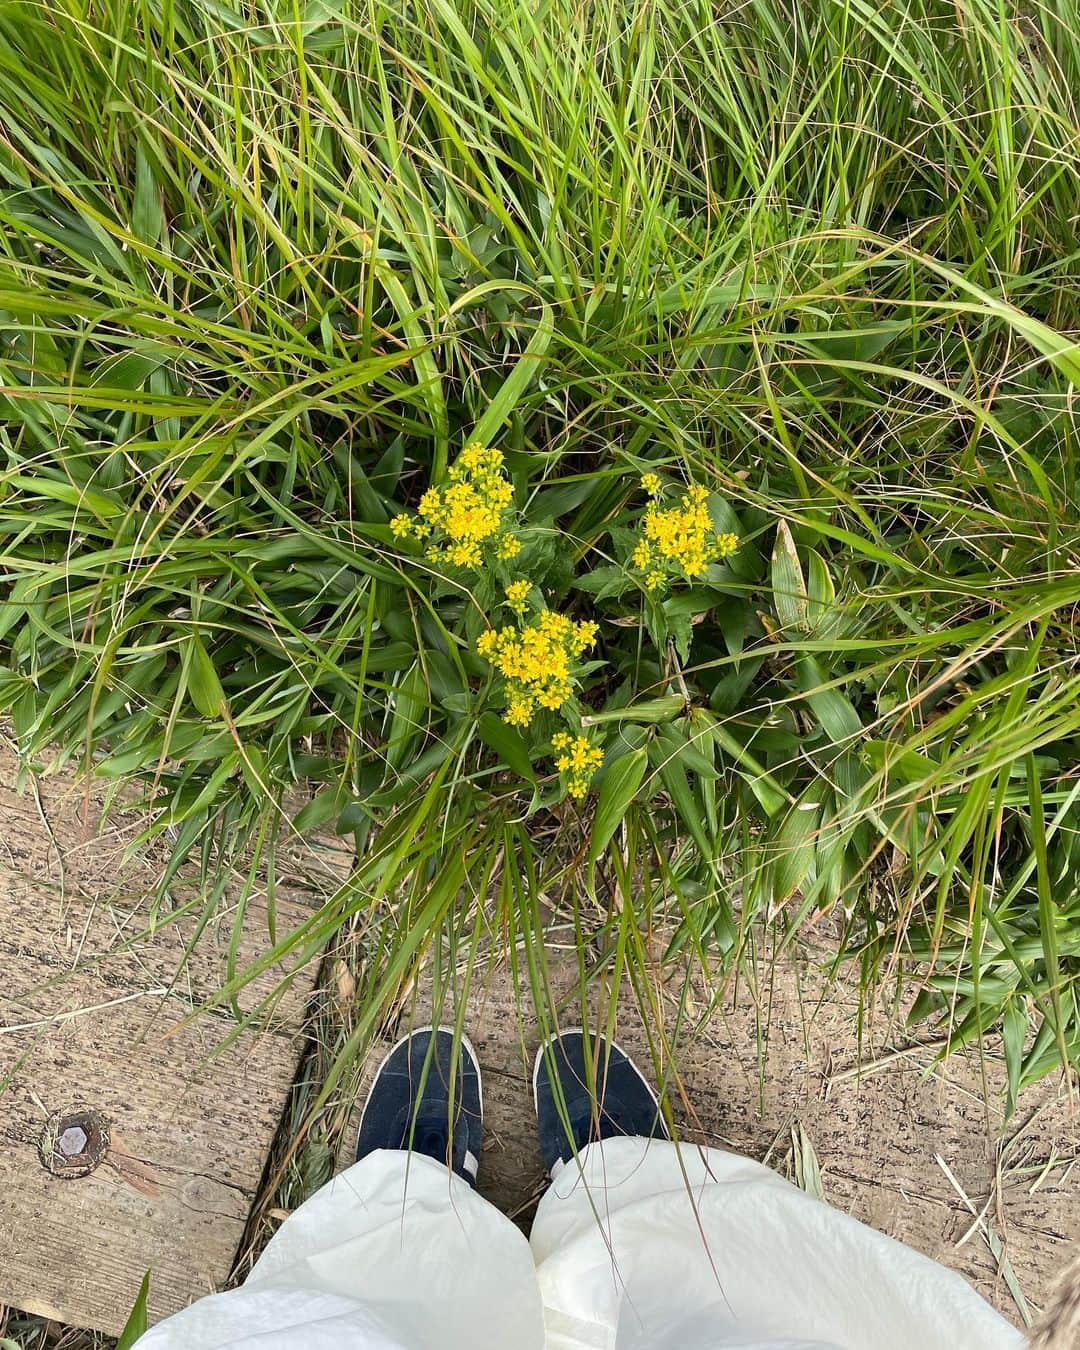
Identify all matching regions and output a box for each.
[551,732,605,798]
[504,580,531,615]
[476,609,599,729]
[390,443,520,567]
[632,477,737,589]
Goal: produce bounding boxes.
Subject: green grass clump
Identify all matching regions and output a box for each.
[1,0,1078,1108]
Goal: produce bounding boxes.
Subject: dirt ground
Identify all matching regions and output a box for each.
[1,734,1077,1338]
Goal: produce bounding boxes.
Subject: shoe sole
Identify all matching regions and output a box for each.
[356,1022,484,1156]
[531,1024,668,1135]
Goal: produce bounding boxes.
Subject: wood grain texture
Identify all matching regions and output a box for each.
[342,949,1080,1327]
[0,741,347,1336]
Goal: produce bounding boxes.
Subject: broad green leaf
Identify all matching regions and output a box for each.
[478,712,536,782]
[655,752,712,861]
[386,663,427,770]
[132,143,164,246]
[772,796,821,903]
[471,298,553,446]
[186,635,226,717]
[862,741,938,782]
[1002,998,1027,1119]
[294,787,346,833]
[7,474,124,521]
[805,550,835,631]
[797,656,862,743]
[702,712,790,817]
[771,519,808,632]
[586,695,685,726]
[575,564,634,600]
[589,746,647,863]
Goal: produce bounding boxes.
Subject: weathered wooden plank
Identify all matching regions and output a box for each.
[0,741,341,1336]
[343,951,1080,1325]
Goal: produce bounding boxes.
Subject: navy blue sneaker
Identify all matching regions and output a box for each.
[356,1026,483,1186]
[532,1029,669,1175]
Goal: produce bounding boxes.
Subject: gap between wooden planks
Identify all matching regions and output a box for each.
[0,741,350,1336]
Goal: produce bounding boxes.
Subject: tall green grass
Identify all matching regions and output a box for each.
[1,0,1078,1108]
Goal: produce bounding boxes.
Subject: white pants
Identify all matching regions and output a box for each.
[138,1139,1023,1350]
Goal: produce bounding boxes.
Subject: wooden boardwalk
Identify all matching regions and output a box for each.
[0,740,345,1336]
[2,732,1076,1336]
[347,953,1080,1327]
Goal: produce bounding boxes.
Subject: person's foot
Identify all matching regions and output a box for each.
[532,1028,669,1175]
[356,1026,483,1186]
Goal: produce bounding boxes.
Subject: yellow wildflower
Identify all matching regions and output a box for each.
[552,734,604,798]
[390,443,517,571]
[476,629,500,660]
[440,481,500,544]
[631,479,738,587]
[475,606,592,720]
[482,476,514,510]
[504,693,535,728]
[458,442,503,476]
[538,610,572,641]
[537,679,573,709]
[571,620,599,655]
[505,581,531,615]
[448,540,483,567]
[641,472,661,497]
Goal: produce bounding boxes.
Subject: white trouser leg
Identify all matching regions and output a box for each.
[137,1150,545,1350]
[530,1137,1024,1350]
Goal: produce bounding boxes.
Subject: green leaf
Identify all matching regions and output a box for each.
[654,749,712,860]
[132,143,164,246]
[669,721,720,778]
[294,787,346,833]
[116,1269,151,1350]
[6,473,124,521]
[478,712,536,782]
[805,550,835,630]
[662,594,697,663]
[471,298,553,445]
[585,695,685,726]
[771,519,808,631]
[797,656,862,744]
[772,795,821,903]
[789,319,908,364]
[575,564,634,600]
[862,741,938,782]
[386,662,427,770]
[588,746,647,863]
[702,712,790,817]
[1002,998,1027,1119]
[186,635,226,717]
